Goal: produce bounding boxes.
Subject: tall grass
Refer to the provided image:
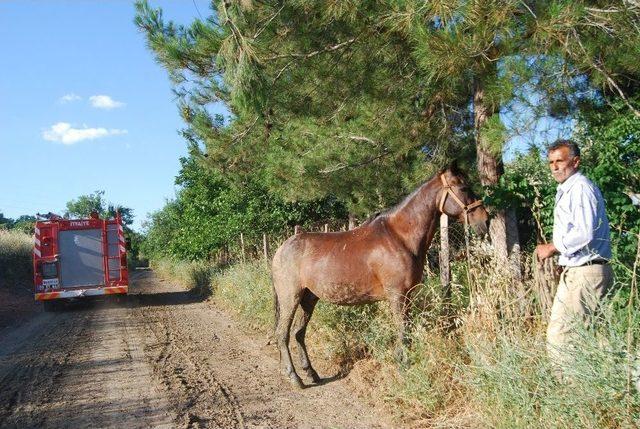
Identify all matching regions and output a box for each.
[0,229,32,288]
[150,258,214,296]
[460,238,640,428]
[212,260,274,330]
[463,294,640,428]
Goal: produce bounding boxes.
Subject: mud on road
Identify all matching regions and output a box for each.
[0,270,391,429]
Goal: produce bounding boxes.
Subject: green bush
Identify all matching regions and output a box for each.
[142,155,348,261]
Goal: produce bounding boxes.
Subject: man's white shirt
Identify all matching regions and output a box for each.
[552,172,612,267]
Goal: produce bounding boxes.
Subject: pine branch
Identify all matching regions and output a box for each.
[319,149,391,174]
[569,29,640,118]
[264,37,358,61]
[253,4,284,40]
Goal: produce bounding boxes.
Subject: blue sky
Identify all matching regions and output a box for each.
[0,0,219,231]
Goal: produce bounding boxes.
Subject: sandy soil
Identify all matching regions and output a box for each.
[0,270,392,429]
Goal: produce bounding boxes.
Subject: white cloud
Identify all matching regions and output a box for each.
[89,95,125,110]
[43,122,128,145]
[59,93,81,104]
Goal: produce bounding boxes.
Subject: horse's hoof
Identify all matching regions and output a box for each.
[306,369,321,383]
[282,370,304,388]
[289,375,305,389]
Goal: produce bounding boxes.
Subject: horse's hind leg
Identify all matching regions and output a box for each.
[274,285,304,388]
[292,289,320,383]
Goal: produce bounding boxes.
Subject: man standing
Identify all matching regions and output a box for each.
[535,139,613,369]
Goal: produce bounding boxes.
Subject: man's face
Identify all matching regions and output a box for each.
[548,146,580,184]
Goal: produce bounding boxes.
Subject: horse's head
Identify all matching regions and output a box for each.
[438,165,489,236]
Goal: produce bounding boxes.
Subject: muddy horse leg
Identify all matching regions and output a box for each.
[291,290,320,383]
[274,287,304,388]
[388,291,411,364]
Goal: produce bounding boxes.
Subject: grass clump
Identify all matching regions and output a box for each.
[463,291,640,429]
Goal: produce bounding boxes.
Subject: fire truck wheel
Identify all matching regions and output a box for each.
[43,300,59,312]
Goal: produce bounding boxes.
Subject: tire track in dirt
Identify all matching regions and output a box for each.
[133,289,245,428]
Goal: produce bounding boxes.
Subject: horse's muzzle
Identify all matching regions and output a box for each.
[471,219,489,237]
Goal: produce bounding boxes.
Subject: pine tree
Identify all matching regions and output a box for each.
[135,0,640,263]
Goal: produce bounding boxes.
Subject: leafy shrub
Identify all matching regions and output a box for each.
[142,155,348,261]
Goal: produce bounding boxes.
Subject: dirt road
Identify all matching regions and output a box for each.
[0,270,390,429]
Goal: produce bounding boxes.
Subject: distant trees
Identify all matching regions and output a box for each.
[0,213,12,229]
[0,213,36,234]
[65,191,142,266]
[65,190,134,227]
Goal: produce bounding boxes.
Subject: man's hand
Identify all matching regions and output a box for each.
[535,243,557,261]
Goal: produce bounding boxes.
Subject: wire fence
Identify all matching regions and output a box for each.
[214,215,638,326]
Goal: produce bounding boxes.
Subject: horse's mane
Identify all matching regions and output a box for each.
[360,210,384,226]
[358,163,470,228]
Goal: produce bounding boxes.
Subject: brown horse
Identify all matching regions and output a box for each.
[271,166,489,388]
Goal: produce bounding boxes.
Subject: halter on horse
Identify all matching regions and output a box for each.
[438,174,484,226]
[271,166,488,388]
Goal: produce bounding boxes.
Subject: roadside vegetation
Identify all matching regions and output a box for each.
[135,1,640,427]
[0,228,33,289]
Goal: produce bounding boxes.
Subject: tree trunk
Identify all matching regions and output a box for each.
[474,78,521,275]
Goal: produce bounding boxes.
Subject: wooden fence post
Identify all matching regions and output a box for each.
[324,224,329,233]
[240,232,246,264]
[348,213,356,230]
[439,214,451,301]
[294,225,300,234]
[263,233,269,261]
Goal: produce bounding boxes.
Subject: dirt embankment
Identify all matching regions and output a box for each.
[0,281,37,331]
[0,270,391,429]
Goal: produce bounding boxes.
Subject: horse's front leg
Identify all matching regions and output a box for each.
[388,290,411,365]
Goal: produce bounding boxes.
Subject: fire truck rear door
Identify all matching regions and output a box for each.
[58,229,105,288]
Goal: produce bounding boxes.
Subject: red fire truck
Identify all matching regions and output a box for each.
[33,213,129,310]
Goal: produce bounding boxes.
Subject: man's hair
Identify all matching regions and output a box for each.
[548,139,580,158]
